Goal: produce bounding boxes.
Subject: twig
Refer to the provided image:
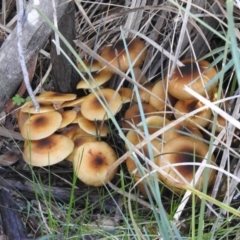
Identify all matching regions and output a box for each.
[52,0,60,55]
[16,0,39,112]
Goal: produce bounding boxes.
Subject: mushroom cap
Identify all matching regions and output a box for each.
[77,59,103,72]
[21,102,55,114]
[122,103,159,129]
[81,88,122,121]
[77,117,109,137]
[157,136,216,193]
[149,80,167,111]
[23,134,74,166]
[61,96,86,108]
[166,59,218,100]
[132,67,148,84]
[208,115,227,133]
[77,69,113,89]
[101,38,147,72]
[21,111,62,140]
[126,132,161,196]
[59,110,77,129]
[73,141,118,186]
[37,91,77,109]
[174,99,212,128]
[133,82,154,103]
[62,124,89,139]
[163,121,203,143]
[118,87,133,103]
[66,135,97,162]
[137,115,170,135]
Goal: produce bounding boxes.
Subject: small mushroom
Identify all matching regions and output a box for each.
[37,91,77,109]
[81,88,122,121]
[62,124,87,139]
[73,141,118,186]
[163,121,203,143]
[59,110,77,129]
[174,99,212,128]
[101,38,147,72]
[148,80,167,111]
[125,130,161,196]
[77,59,103,72]
[166,59,218,100]
[118,87,133,103]
[61,96,86,108]
[137,115,170,135]
[20,102,55,114]
[133,82,154,103]
[77,117,109,137]
[23,134,74,166]
[122,103,159,129]
[66,134,97,162]
[156,136,216,194]
[208,115,227,133]
[21,111,62,140]
[76,69,113,89]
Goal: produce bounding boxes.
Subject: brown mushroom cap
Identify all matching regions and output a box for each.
[21,103,55,114]
[208,115,227,133]
[137,115,170,135]
[62,124,88,139]
[37,91,77,109]
[77,59,103,72]
[59,110,77,129]
[174,99,212,128]
[133,82,154,103]
[76,69,113,89]
[81,88,122,121]
[118,87,133,103]
[126,131,161,196]
[21,111,62,140]
[23,134,74,166]
[73,141,118,186]
[149,80,167,111]
[157,136,216,194]
[122,103,159,129]
[77,117,109,137]
[101,38,147,72]
[66,135,97,162]
[163,121,203,143]
[166,59,218,100]
[132,67,148,84]
[61,96,86,108]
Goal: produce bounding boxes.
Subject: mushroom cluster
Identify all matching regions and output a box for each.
[18,37,222,195]
[18,37,147,187]
[124,58,220,195]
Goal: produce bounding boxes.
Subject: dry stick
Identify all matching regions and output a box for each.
[52,0,60,55]
[17,0,39,111]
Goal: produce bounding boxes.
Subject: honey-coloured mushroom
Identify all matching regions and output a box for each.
[21,111,62,140]
[81,88,122,121]
[73,141,118,186]
[23,134,74,166]
[101,38,147,72]
[174,99,212,128]
[37,91,77,109]
[166,59,218,100]
[157,136,216,194]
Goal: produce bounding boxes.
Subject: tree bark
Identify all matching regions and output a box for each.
[50,1,79,93]
[0,0,73,112]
